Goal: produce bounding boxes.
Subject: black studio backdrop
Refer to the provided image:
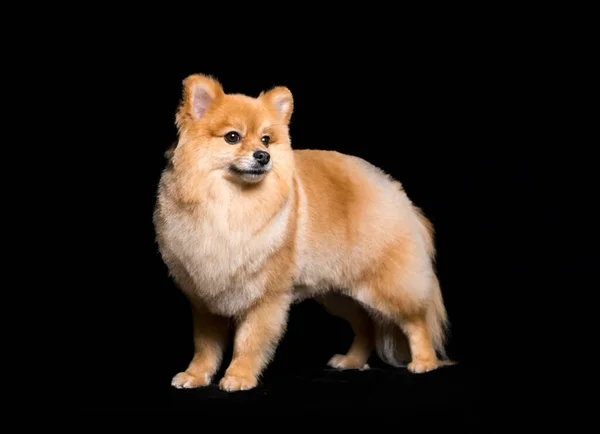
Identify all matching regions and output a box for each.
[72,54,572,420]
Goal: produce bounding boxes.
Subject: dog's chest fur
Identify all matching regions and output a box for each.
[155,180,292,316]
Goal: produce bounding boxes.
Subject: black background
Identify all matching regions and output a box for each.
[70,40,595,426]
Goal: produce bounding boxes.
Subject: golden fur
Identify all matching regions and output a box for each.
[153,74,453,392]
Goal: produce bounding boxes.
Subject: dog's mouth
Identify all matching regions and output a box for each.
[229,166,268,176]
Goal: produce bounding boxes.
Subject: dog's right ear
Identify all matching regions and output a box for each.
[175,74,224,131]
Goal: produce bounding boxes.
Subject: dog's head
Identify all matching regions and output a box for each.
[170,74,295,187]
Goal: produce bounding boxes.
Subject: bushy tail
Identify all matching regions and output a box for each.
[374,318,411,367]
[374,207,453,367]
[374,276,451,366]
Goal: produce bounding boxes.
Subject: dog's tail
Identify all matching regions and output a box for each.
[374,207,453,367]
[374,318,411,367]
[374,276,453,367]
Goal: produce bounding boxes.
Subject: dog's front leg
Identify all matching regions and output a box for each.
[219,291,292,392]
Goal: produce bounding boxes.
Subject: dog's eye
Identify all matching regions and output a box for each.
[224,131,241,145]
[261,136,270,146]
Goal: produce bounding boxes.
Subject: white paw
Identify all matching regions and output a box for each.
[219,375,257,392]
[171,371,211,389]
[327,354,370,370]
[407,359,438,374]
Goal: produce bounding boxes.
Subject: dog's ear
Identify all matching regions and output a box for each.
[176,74,224,130]
[260,86,294,125]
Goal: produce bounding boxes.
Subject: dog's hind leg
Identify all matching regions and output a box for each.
[318,293,374,370]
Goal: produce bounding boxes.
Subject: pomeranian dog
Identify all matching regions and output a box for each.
[153,74,453,392]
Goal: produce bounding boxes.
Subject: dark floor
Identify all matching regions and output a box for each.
[84,361,479,426]
[80,298,481,426]
[165,360,479,415]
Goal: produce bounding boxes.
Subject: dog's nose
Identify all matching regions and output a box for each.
[253,150,270,166]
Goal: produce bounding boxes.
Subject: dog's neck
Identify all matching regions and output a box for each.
[163,162,295,234]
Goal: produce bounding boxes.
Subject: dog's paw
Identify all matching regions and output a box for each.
[219,375,257,392]
[407,359,438,374]
[327,354,370,370]
[171,371,211,389]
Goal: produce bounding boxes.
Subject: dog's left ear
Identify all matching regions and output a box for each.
[260,86,294,125]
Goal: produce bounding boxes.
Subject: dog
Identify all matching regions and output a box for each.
[153,74,453,392]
